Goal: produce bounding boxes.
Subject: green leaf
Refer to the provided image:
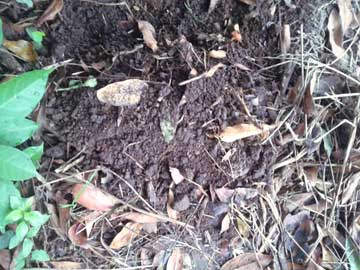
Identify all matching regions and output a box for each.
[24,211,49,227]
[15,257,25,270]
[5,209,23,224]
[16,0,33,8]
[26,226,40,238]
[10,195,23,210]
[16,221,28,243]
[26,27,45,49]
[23,144,43,168]
[160,119,175,143]
[0,230,14,249]
[346,236,360,270]
[0,17,3,46]
[31,249,50,262]
[9,234,21,249]
[0,145,38,181]
[0,181,20,229]
[21,238,33,257]
[83,76,97,88]
[0,118,38,146]
[22,197,34,212]
[0,69,53,119]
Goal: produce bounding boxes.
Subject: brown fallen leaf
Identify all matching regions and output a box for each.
[55,191,71,234]
[280,24,291,54]
[68,223,88,247]
[72,183,120,211]
[221,253,272,270]
[169,167,185,185]
[121,212,159,224]
[167,187,180,220]
[50,261,83,269]
[0,249,11,270]
[3,39,37,62]
[328,7,346,58]
[303,167,318,187]
[287,76,301,104]
[110,222,143,249]
[138,20,158,52]
[337,0,353,34]
[220,213,231,234]
[303,72,317,115]
[209,50,227,59]
[167,248,183,270]
[217,123,275,143]
[37,0,64,26]
[237,0,256,5]
[96,79,148,107]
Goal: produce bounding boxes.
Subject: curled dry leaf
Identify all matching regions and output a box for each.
[337,0,353,34]
[341,171,360,204]
[328,8,346,58]
[138,20,158,52]
[110,222,143,249]
[221,253,272,270]
[96,79,148,107]
[3,39,37,62]
[280,24,291,54]
[68,223,88,247]
[72,183,120,211]
[37,0,64,26]
[167,248,183,270]
[167,188,180,220]
[237,0,256,5]
[209,50,227,59]
[121,212,159,224]
[220,213,231,234]
[217,123,275,143]
[169,167,185,185]
[50,261,83,269]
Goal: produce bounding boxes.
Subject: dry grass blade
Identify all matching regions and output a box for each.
[328,7,346,58]
[3,39,37,62]
[110,222,143,249]
[167,248,183,270]
[72,183,120,211]
[209,50,227,59]
[68,223,88,247]
[50,261,84,269]
[280,24,291,54]
[237,0,256,5]
[121,212,159,224]
[37,0,64,26]
[217,123,276,143]
[221,253,272,270]
[138,20,158,52]
[337,0,353,34]
[206,63,225,77]
[96,79,148,107]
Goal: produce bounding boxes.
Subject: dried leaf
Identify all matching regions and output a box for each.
[233,63,250,71]
[288,76,301,104]
[221,253,272,270]
[167,248,183,270]
[209,50,227,59]
[3,39,37,62]
[328,8,346,58]
[50,261,83,269]
[218,123,275,143]
[303,73,317,115]
[169,167,185,185]
[205,63,225,77]
[285,193,313,212]
[341,172,360,204]
[215,187,235,202]
[337,0,353,34]
[96,79,148,107]
[82,211,102,237]
[208,0,221,14]
[138,20,158,52]
[68,223,88,247]
[37,0,64,26]
[236,218,250,238]
[220,214,231,234]
[280,24,291,54]
[110,222,143,249]
[167,188,180,220]
[72,184,120,211]
[0,249,11,270]
[237,0,256,5]
[143,222,158,234]
[55,192,71,234]
[121,212,159,224]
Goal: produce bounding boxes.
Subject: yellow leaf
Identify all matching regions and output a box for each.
[3,39,38,62]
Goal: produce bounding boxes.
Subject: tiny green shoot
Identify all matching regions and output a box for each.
[26,27,45,49]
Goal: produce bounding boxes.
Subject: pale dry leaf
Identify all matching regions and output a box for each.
[37,0,64,26]
[280,24,291,54]
[208,0,221,14]
[143,222,158,234]
[110,222,143,249]
[167,188,180,220]
[169,167,185,185]
[96,79,148,107]
[233,63,250,71]
[3,39,37,62]
[138,20,158,52]
[167,248,183,270]
[218,123,275,143]
[328,7,346,58]
[237,0,256,5]
[0,249,11,270]
[50,261,83,269]
[220,213,231,234]
[215,187,235,202]
[236,218,250,237]
[82,211,102,237]
[205,63,225,77]
[72,183,120,211]
[341,171,360,204]
[221,253,272,270]
[68,223,88,247]
[337,0,353,34]
[209,50,227,59]
[121,212,159,224]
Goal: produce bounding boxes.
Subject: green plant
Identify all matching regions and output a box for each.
[0,68,53,269]
[26,27,45,50]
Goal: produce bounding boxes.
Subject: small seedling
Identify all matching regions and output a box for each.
[57,75,97,91]
[26,27,45,49]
